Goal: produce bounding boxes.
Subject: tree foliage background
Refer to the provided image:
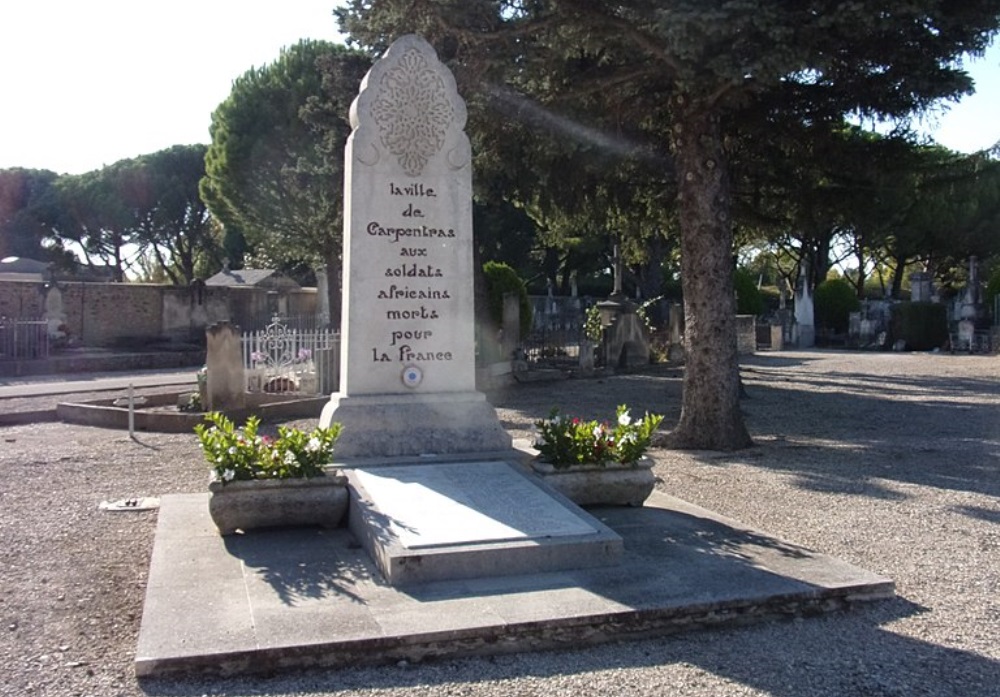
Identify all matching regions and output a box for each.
[200,40,372,322]
[336,0,1000,449]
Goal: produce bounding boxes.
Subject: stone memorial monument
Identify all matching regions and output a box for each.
[321,35,622,585]
[320,34,510,459]
[794,262,815,348]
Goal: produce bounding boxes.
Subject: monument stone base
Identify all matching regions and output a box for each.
[341,460,623,585]
[319,391,512,459]
[796,324,816,349]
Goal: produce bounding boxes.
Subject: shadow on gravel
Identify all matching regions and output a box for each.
[950,504,1000,525]
[137,596,1000,697]
[490,358,999,500]
[729,362,1000,500]
[492,369,684,435]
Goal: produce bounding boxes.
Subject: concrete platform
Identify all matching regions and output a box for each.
[343,461,623,585]
[135,491,894,678]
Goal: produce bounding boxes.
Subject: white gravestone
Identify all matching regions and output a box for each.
[320,35,511,459]
[794,265,815,349]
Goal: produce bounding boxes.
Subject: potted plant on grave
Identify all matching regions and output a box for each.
[531,405,664,506]
[195,412,347,535]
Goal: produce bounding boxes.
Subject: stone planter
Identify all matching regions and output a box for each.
[208,473,349,535]
[531,457,656,507]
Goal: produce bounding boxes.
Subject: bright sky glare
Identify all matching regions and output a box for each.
[0,1,997,176]
[0,1,345,175]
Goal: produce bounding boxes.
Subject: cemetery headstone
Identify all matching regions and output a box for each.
[320,34,510,458]
[44,284,66,341]
[794,264,815,348]
[205,321,246,411]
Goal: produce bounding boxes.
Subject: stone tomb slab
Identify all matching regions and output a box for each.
[343,460,623,585]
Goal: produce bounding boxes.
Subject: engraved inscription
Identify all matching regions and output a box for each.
[367,221,456,243]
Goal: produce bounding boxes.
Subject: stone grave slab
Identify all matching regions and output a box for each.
[343,460,623,585]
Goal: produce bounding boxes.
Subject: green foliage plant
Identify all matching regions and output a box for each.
[534,405,664,468]
[195,412,341,485]
[584,304,603,342]
[734,269,765,316]
[814,278,861,334]
[483,261,533,336]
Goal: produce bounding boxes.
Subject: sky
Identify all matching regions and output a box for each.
[1,1,998,176]
[0,1,346,175]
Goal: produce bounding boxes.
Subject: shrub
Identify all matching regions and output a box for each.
[195,412,341,484]
[814,279,860,334]
[734,269,764,316]
[483,261,533,337]
[534,405,664,467]
[890,302,948,351]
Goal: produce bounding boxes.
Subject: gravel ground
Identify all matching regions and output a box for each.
[1,350,998,696]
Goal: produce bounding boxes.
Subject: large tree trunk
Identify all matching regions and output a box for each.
[666,97,752,451]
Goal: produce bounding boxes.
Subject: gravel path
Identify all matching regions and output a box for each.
[1,350,998,696]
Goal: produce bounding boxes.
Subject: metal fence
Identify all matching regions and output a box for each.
[0,317,49,361]
[241,316,339,393]
[522,296,589,367]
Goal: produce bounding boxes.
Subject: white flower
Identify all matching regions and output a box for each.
[592,424,604,438]
[618,411,632,427]
[227,446,237,455]
[222,468,236,482]
[284,451,297,466]
[306,437,322,453]
[621,431,637,445]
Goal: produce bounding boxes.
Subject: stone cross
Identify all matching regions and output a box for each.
[611,243,624,298]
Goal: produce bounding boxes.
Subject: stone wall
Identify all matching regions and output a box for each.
[63,283,169,346]
[0,280,46,318]
[0,280,319,348]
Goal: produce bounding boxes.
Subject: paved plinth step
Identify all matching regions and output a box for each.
[135,491,894,678]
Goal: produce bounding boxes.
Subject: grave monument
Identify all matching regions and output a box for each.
[793,262,815,348]
[320,35,622,585]
[319,34,510,459]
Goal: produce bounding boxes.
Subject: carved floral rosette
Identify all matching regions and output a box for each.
[349,34,470,175]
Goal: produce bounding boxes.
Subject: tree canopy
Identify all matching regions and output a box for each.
[200,40,372,321]
[338,0,1000,450]
[122,144,219,285]
[0,168,59,261]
